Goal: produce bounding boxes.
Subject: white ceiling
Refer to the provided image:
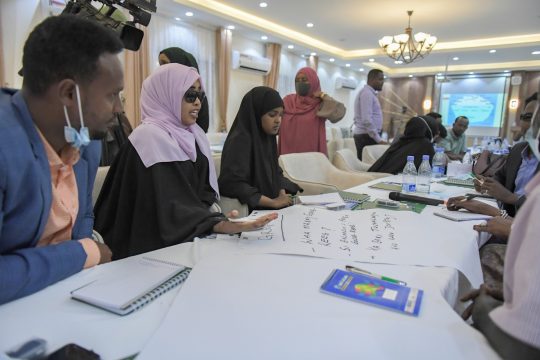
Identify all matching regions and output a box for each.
[155,0,540,76]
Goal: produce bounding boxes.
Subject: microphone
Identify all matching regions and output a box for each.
[388,192,444,206]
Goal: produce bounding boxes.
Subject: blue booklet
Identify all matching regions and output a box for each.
[320,269,423,316]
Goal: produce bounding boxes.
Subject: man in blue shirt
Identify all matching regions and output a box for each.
[353,69,387,160]
[0,15,124,304]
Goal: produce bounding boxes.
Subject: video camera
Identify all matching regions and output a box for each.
[62,0,157,51]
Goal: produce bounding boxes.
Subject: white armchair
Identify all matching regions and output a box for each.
[212,153,249,217]
[333,149,390,180]
[92,166,110,207]
[278,152,379,195]
[362,144,390,165]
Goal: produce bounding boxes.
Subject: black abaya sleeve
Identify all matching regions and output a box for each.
[278,166,302,194]
[94,142,224,260]
[219,137,263,209]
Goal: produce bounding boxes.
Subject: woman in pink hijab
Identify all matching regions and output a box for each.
[94,64,276,260]
[278,67,346,155]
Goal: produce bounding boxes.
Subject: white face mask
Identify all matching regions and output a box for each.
[63,84,90,149]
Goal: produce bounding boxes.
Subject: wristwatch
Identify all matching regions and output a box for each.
[499,209,509,219]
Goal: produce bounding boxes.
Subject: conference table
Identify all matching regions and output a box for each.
[0,176,499,359]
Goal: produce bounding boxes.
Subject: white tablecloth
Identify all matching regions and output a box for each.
[0,176,497,359]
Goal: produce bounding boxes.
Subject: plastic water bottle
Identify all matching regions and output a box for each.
[432,148,446,178]
[401,156,417,193]
[462,149,472,164]
[417,155,432,193]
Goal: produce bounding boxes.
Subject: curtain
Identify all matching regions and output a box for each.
[216,27,232,132]
[147,14,217,130]
[264,43,281,89]
[0,15,4,87]
[123,25,150,128]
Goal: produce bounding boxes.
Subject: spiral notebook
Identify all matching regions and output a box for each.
[71,256,191,315]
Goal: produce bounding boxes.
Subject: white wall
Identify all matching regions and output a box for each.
[1,0,48,88]
[227,36,266,129]
[227,34,367,135]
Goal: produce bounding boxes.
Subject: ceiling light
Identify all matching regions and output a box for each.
[378,10,437,64]
[436,73,442,76]
[394,60,403,64]
[359,68,364,72]
[259,2,268,7]
[345,63,351,67]
[174,17,181,21]
[185,11,193,17]
[469,72,474,74]
[489,49,496,53]
[227,25,235,30]
[329,58,335,62]
[306,23,314,28]
[310,52,317,56]
[287,45,294,49]
[408,74,413,78]
[532,51,540,55]
[453,57,459,61]
[504,70,510,73]
[261,35,268,40]
[369,58,375,62]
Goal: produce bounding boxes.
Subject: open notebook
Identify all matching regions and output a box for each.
[433,208,492,222]
[71,256,190,315]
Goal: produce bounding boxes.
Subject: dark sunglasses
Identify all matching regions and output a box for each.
[520,113,533,121]
[184,89,205,103]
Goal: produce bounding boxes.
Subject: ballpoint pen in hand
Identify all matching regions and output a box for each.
[345,265,407,286]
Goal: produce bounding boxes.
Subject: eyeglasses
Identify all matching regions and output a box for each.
[184,89,205,103]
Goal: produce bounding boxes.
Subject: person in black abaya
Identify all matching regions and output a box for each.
[368,115,438,175]
[159,47,210,132]
[94,64,276,260]
[219,87,302,212]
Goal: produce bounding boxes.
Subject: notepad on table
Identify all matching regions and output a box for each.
[71,256,191,315]
[320,269,423,316]
[433,208,492,222]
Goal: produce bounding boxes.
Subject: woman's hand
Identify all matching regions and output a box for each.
[473,175,485,193]
[272,189,293,209]
[473,216,513,239]
[480,178,519,204]
[213,212,278,234]
[312,91,325,99]
[446,196,500,216]
[461,284,503,320]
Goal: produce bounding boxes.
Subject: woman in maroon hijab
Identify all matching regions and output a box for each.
[278,67,346,156]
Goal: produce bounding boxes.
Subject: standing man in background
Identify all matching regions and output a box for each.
[353,69,387,160]
[441,115,469,161]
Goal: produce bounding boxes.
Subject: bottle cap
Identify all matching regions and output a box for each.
[422,155,429,160]
[407,155,414,161]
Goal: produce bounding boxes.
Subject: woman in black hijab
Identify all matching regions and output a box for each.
[159,47,210,132]
[368,116,439,174]
[219,86,302,211]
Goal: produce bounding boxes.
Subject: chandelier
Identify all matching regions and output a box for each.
[378,10,437,64]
